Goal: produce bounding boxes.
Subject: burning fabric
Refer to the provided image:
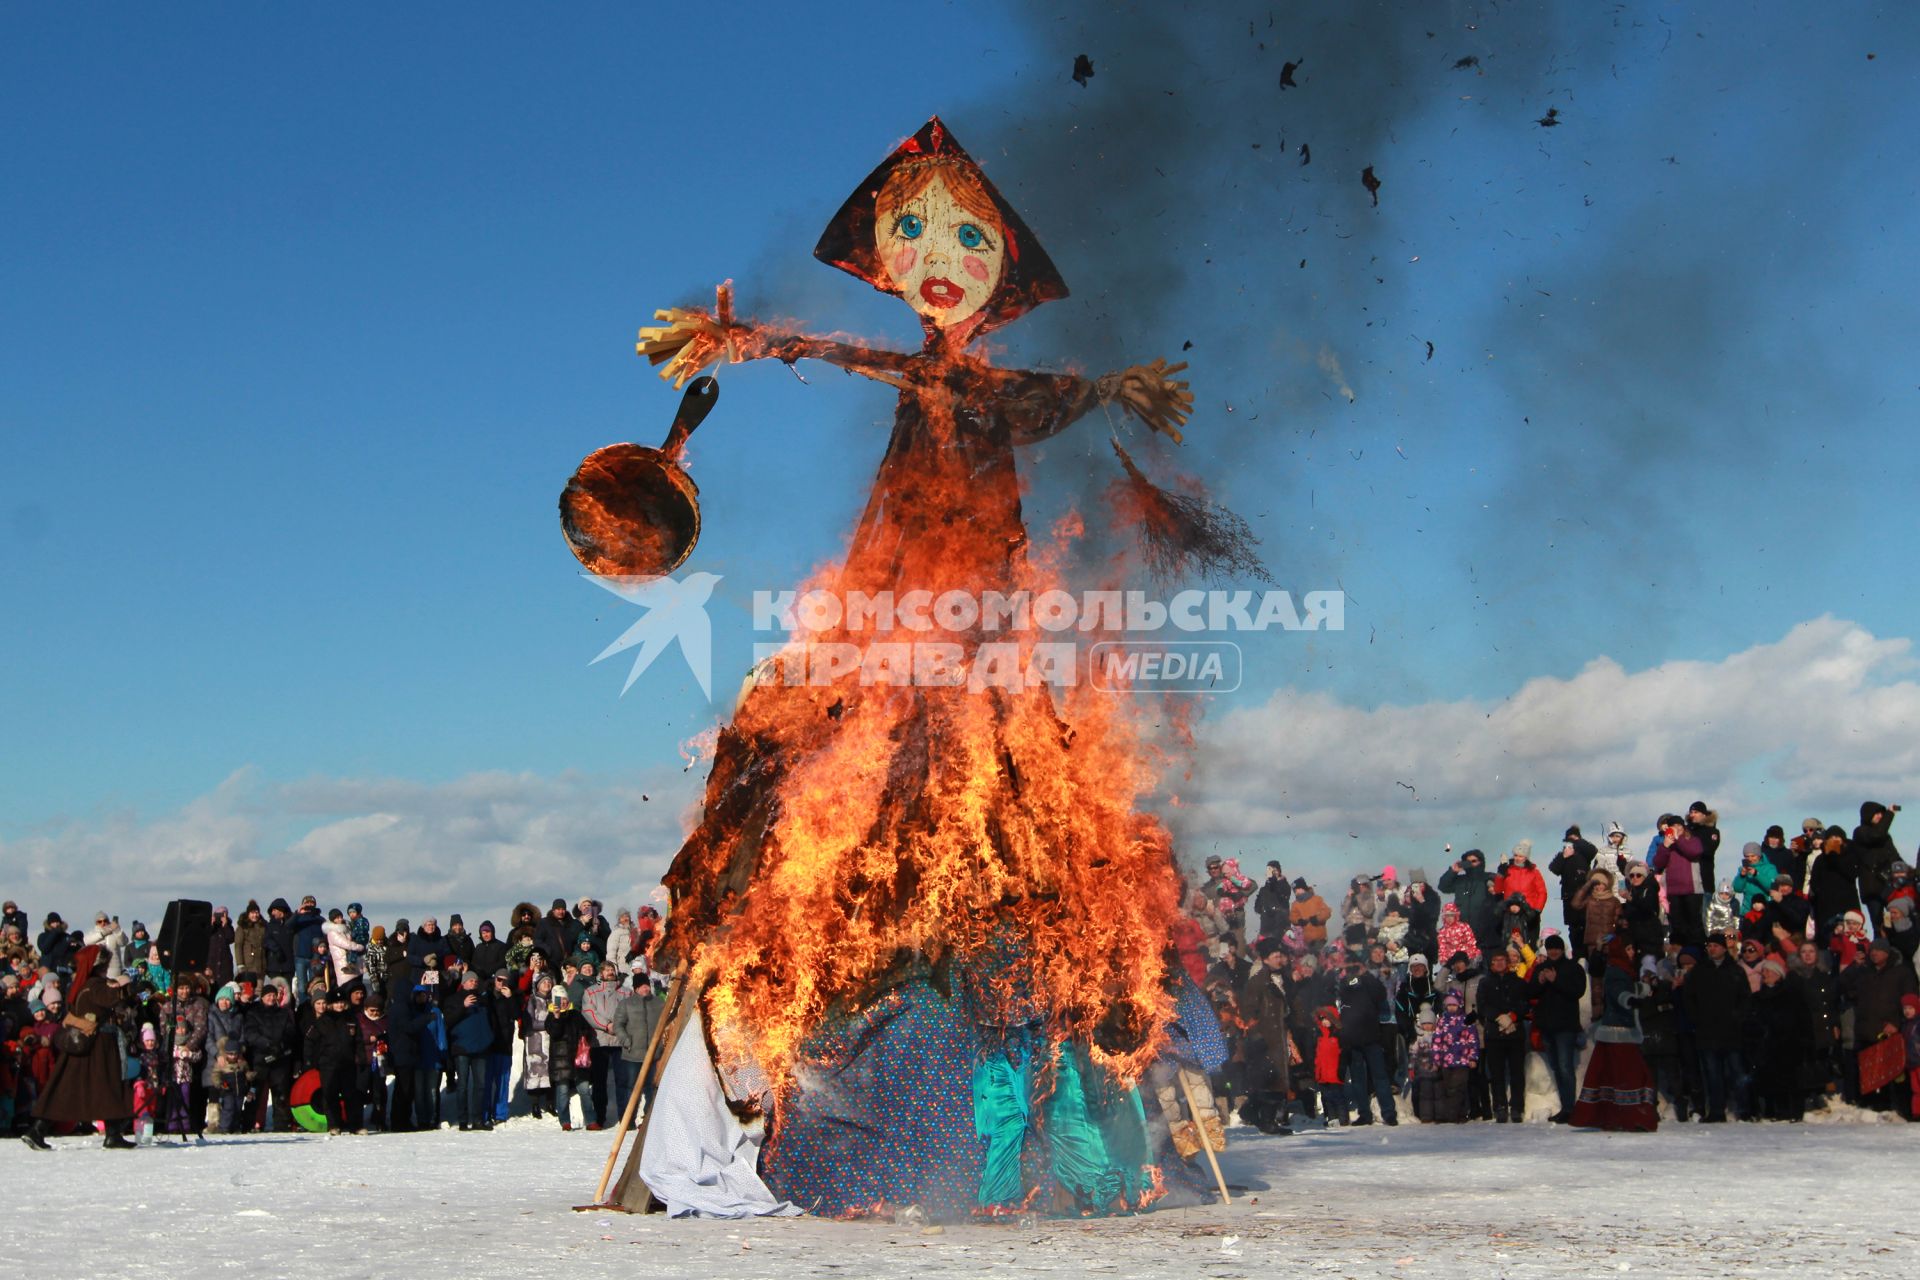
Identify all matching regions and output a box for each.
[626,118,1244,1218]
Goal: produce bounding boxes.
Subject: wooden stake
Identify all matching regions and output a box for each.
[1178,1070,1232,1207]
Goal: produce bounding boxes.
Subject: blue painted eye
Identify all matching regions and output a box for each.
[895,214,924,239]
[957,223,986,249]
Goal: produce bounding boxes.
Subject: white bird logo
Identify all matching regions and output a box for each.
[586,571,722,699]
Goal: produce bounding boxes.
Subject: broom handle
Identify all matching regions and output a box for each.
[1178,1069,1232,1207]
[591,962,688,1204]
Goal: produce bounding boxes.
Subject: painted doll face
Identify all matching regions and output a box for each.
[876,176,1005,328]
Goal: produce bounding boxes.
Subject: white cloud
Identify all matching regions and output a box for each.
[1,765,701,931]
[8,616,1917,929]
[1172,617,1920,885]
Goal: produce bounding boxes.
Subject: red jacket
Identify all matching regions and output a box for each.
[1495,862,1550,914]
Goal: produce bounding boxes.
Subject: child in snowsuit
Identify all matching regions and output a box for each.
[209,1037,253,1134]
[1429,990,1481,1123]
[1312,1006,1346,1126]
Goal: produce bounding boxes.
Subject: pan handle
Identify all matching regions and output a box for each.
[660,376,719,459]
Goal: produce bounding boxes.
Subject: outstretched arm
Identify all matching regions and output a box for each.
[637,285,917,389]
[999,357,1194,446]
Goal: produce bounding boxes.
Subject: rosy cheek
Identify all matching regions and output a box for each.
[890,245,917,279]
[961,255,990,282]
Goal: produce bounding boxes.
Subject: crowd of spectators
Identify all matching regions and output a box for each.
[2,894,668,1147]
[1179,799,1920,1135]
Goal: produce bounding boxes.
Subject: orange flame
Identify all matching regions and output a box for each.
[661,341,1185,1096]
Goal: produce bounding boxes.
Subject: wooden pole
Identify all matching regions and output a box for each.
[585,961,688,1206]
[1178,1070,1232,1207]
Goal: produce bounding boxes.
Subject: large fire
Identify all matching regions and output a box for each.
[614,118,1238,1213]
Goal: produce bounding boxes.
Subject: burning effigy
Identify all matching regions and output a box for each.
[577,118,1251,1219]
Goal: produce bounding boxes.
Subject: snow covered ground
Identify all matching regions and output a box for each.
[7,1113,1916,1278]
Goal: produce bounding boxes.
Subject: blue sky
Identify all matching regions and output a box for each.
[3,3,1918,918]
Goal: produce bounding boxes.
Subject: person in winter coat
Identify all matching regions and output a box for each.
[1548,826,1599,952]
[1334,954,1397,1125]
[1393,954,1440,1039]
[1636,959,1687,1120]
[1787,941,1840,1096]
[508,901,541,947]
[383,920,414,996]
[20,946,136,1150]
[520,976,556,1120]
[1310,1006,1344,1126]
[1401,878,1441,963]
[1476,950,1531,1122]
[470,922,508,983]
[357,997,390,1131]
[1682,935,1750,1121]
[82,913,129,979]
[304,991,361,1132]
[244,980,298,1131]
[1706,882,1740,941]
[322,910,364,986]
[262,899,296,983]
[36,914,77,974]
[1572,868,1623,1002]
[612,976,665,1124]
[545,988,595,1130]
[1568,935,1658,1131]
[1494,841,1550,915]
[1621,862,1666,958]
[444,971,495,1130]
[1438,848,1498,951]
[1253,861,1292,940]
[289,896,325,1000]
[1807,832,1862,947]
[534,899,583,972]
[1652,815,1707,947]
[383,981,420,1130]
[1747,957,1813,1120]
[1436,902,1480,964]
[233,901,267,979]
[1754,876,1812,950]
[439,915,472,969]
[1494,892,1542,950]
[408,917,452,971]
[1731,843,1780,914]
[407,984,448,1130]
[1211,859,1256,936]
[1853,802,1901,938]
[1231,938,1293,1134]
[1760,824,1803,889]
[1528,934,1588,1121]
[1429,989,1479,1123]
[203,906,236,992]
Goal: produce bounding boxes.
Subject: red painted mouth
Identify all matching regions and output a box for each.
[919,277,965,308]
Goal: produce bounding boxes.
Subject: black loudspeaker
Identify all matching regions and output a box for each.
[158,899,213,974]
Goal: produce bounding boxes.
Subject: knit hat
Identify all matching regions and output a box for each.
[1902,994,1920,1016]
[348,902,362,913]
[450,913,463,927]
[1511,839,1533,861]
[1688,801,1709,817]
[215,984,237,1004]
[550,990,573,1008]
[27,995,44,1014]
[1742,842,1762,860]
[1765,825,1785,841]
[552,897,568,910]
[1758,958,1787,980]
[1407,955,1430,970]
[1772,874,1796,890]
[394,918,410,934]
[1292,878,1310,892]
[1801,817,1823,833]
[1416,1008,1438,1027]
[1380,864,1398,882]
[1869,937,1894,955]
[370,925,386,943]
[1844,910,1866,926]
[1542,934,1567,953]
[1254,936,1283,959]
[1563,825,1581,840]
[301,894,317,907]
[1442,989,1463,1007]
